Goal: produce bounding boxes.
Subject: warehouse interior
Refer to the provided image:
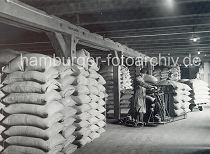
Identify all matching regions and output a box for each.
[0,0,210,154]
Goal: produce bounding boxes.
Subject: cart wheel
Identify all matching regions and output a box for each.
[198,106,203,111]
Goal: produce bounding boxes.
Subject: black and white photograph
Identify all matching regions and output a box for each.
[0,0,210,154]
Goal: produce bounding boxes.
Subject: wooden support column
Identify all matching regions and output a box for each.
[113,51,122,120]
[147,62,153,75]
[47,32,78,62]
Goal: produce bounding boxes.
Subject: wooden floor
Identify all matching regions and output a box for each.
[74,106,210,154]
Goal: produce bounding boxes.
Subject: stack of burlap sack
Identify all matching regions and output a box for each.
[0,51,107,154]
[0,54,66,154]
[119,66,133,116]
[159,80,192,116]
[181,79,210,105]
[153,66,181,81]
[99,65,114,117]
[169,66,181,81]
[100,65,134,117]
[72,49,106,147]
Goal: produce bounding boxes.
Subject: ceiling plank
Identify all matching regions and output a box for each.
[40,0,210,15]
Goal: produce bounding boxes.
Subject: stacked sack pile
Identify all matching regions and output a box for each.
[159,80,192,117]
[120,65,133,116]
[181,79,210,106]
[160,67,170,80]
[72,49,106,147]
[99,65,114,117]
[56,64,80,154]
[169,66,181,81]
[153,68,161,81]
[0,54,67,154]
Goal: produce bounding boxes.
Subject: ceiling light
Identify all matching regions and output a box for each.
[165,0,174,9]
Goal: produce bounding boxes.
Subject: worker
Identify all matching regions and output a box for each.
[128,68,154,125]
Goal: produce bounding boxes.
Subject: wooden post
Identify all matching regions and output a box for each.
[113,51,122,120]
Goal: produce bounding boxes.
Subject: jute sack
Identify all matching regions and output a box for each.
[174,103,181,110]
[89,102,99,109]
[3,90,61,105]
[62,144,77,154]
[71,95,91,105]
[121,94,133,100]
[3,145,63,154]
[74,120,89,130]
[75,49,90,69]
[63,135,76,148]
[174,109,185,116]
[88,59,99,71]
[98,84,106,92]
[59,75,76,87]
[99,92,106,99]
[0,125,6,133]
[2,67,59,84]
[62,125,76,139]
[96,113,105,120]
[74,112,91,122]
[61,96,76,107]
[3,53,60,73]
[4,123,63,139]
[89,125,100,132]
[89,109,100,117]
[90,94,99,102]
[88,85,99,95]
[87,116,100,125]
[60,108,77,119]
[97,75,106,85]
[88,69,99,79]
[2,145,46,154]
[86,137,92,144]
[0,113,5,120]
[0,49,21,66]
[73,137,89,147]
[97,106,106,113]
[62,117,75,127]
[3,113,63,129]
[98,99,105,106]
[0,102,5,109]
[96,121,106,128]
[3,101,64,117]
[75,104,91,114]
[73,127,91,139]
[73,75,89,85]
[97,128,105,134]
[0,145,3,152]
[89,132,100,140]
[75,66,89,77]
[60,85,75,98]
[74,85,90,95]
[56,65,80,78]
[88,78,98,86]
[6,134,65,151]
[0,90,5,98]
